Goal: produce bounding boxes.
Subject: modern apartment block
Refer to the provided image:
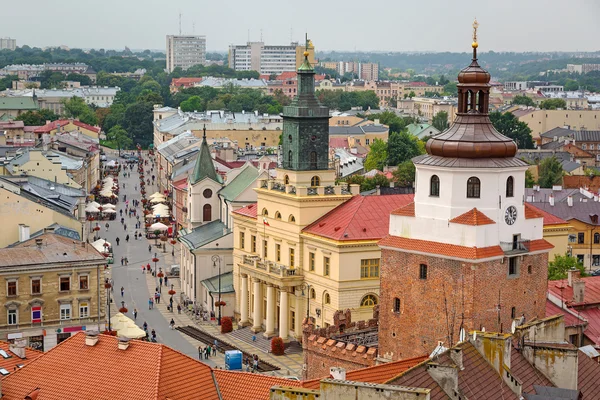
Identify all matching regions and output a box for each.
[567,64,600,74]
[320,61,379,81]
[228,41,315,75]
[166,35,207,73]
[0,37,16,51]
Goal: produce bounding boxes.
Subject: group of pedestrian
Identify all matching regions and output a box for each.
[142,322,157,342]
[154,291,161,304]
[244,354,260,372]
[120,256,129,266]
[198,343,216,360]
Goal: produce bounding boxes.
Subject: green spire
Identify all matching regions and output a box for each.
[298,34,313,72]
[191,125,222,185]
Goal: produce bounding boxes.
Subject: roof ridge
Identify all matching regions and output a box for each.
[154,343,163,399]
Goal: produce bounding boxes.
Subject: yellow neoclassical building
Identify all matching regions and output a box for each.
[231,51,414,341]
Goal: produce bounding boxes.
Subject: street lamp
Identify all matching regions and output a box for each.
[104,275,112,332]
[212,255,222,325]
[298,283,312,321]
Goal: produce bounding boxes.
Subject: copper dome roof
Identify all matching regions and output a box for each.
[425,44,517,159]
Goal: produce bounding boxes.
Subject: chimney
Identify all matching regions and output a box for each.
[449,348,464,370]
[18,224,30,242]
[471,332,522,397]
[572,280,585,303]
[118,337,130,350]
[549,193,555,206]
[567,195,573,207]
[375,185,381,196]
[35,238,43,249]
[78,201,85,220]
[567,269,581,286]
[330,367,346,380]
[533,184,540,191]
[9,338,27,359]
[85,331,99,346]
[427,363,459,399]
[24,388,40,400]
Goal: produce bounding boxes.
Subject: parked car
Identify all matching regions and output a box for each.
[591,269,600,276]
[168,264,180,277]
[100,155,107,161]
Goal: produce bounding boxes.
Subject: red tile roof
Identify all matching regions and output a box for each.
[578,307,600,346]
[1,332,220,400]
[525,203,567,225]
[302,355,428,390]
[172,178,188,191]
[33,119,100,134]
[0,120,25,129]
[408,81,428,87]
[449,208,495,226]
[171,77,203,87]
[329,137,349,148]
[302,194,414,241]
[527,239,554,252]
[214,370,302,400]
[379,235,504,260]
[233,203,257,219]
[0,341,42,375]
[548,276,600,306]
[578,348,600,397]
[545,300,586,328]
[391,202,415,216]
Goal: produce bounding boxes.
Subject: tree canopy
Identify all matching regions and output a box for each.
[432,111,449,132]
[15,109,59,126]
[538,156,564,188]
[540,98,567,110]
[489,111,534,149]
[364,139,388,171]
[512,95,535,107]
[548,253,586,280]
[387,130,425,166]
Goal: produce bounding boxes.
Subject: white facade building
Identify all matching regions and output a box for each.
[166,35,207,73]
[0,38,16,51]
[229,42,301,75]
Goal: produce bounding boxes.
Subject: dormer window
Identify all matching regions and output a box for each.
[430,175,440,197]
[506,176,514,198]
[467,177,481,198]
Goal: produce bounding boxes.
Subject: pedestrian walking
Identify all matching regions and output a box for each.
[121,217,125,225]
[207,344,212,358]
[124,224,127,231]
[151,329,156,342]
[169,318,175,330]
[125,257,129,266]
[169,297,173,310]
[204,346,209,359]
[157,292,161,304]
[119,209,123,216]
[159,277,163,286]
[142,265,145,274]
[143,321,148,331]
[213,339,218,354]
[164,276,168,286]
[212,344,217,356]
[177,304,181,314]
[148,298,153,309]
[198,346,203,360]
[105,223,109,231]
[133,308,138,320]
[115,237,120,246]
[126,234,130,242]
[120,286,124,297]
[120,257,124,266]
[148,244,152,253]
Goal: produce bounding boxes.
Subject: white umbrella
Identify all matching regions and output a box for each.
[85,204,100,213]
[88,201,101,208]
[153,211,170,217]
[150,197,167,203]
[150,222,169,231]
[91,239,111,253]
[102,177,114,183]
[103,209,116,213]
[152,204,169,210]
[102,204,116,209]
[149,192,164,199]
[110,313,132,331]
[117,324,146,339]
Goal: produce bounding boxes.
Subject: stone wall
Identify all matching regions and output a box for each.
[301,308,379,380]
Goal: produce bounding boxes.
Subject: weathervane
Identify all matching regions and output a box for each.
[472,19,479,43]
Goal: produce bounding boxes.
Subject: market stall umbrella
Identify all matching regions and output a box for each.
[150,222,169,231]
[103,209,116,214]
[148,192,165,199]
[110,313,132,331]
[152,204,169,211]
[91,239,111,253]
[88,201,101,208]
[117,324,146,339]
[150,197,167,203]
[102,204,116,209]
[85,204,100,213]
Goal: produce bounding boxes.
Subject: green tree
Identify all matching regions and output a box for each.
[538,156,564,188]
[180,96,203,112]
[61,96,98,125]
[65,73,92,86]
[512,95,535,107]
[15,109,59,126]
[392,161,416,187]
[364,139,388,171]
[525,169,536,188]
[431,111,449,132]
[105,125,133,150]
[122,101,153,148]
[548,253,586,280]
[443,81,457,96]
[489,111,534,149]
[387,130,424,166]
[540,98,567,110]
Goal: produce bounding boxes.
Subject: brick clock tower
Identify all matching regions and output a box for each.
[378,25,553,361]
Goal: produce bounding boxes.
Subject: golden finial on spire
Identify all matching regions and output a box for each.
[472,18,479,49]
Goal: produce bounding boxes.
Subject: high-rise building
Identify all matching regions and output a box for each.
[166,35,206,73]
[228,40,315,75]
[0,37,16,51]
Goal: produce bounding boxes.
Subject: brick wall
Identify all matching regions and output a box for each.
[378,249,548,361]
[563,175,600,192]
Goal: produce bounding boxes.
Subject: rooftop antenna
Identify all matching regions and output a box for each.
[179,12,182,35]
[260,29,263,43]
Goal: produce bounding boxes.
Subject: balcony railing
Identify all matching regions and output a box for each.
[242,255,302,278]
[500,240,530,254]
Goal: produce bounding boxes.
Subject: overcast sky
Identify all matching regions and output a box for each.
[3,0,599,53]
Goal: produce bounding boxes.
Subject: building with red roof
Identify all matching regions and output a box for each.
[169,77,203,93]
[33,118,101,139]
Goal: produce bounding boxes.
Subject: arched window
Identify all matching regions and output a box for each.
[478,90,485,113]
[284,175,289,185]
[310,176,320,187]
[430,175,440,197]
[310,151,317,170]
[203,204,211,221]
[467,177,481,198]
[324,292,331,305]
[262,208,268,217]
[288,215,296,223]
[466,90,473,111]
[288,150,293,166]
[275,211,282,220]
[360,294,378,307]
[506,176,514,198]
[310,288,316,299]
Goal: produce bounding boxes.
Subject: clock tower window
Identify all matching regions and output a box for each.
[506,176,514,198]
[430,175,440,197]
[466,177,481,198]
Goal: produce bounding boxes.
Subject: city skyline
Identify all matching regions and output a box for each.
[2,0,599,53]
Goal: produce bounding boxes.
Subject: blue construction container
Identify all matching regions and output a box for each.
[224,350,243,370]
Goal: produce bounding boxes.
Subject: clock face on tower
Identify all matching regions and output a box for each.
[505,206,517,225]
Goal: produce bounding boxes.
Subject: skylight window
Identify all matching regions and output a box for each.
[0,368,9,376]
[0,350,10,359]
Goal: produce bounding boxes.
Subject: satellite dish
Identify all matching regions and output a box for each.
[511,320,517,334]
[473,331,477,340]
[459,328,466,342]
